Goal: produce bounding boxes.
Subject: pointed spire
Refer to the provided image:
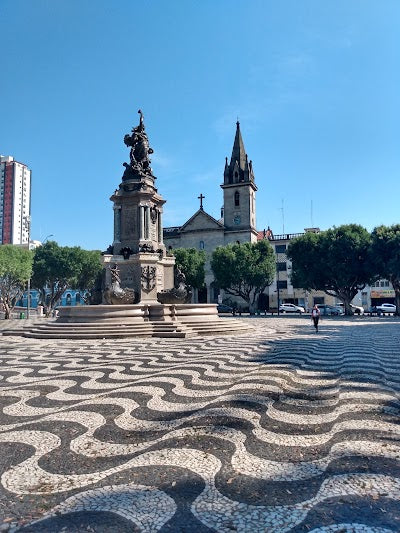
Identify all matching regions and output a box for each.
[230,121,247,171]
[224,121,255,185]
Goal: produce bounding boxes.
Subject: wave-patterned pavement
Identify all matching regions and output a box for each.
[0,317,399,532]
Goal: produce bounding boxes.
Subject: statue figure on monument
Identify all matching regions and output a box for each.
[122,109,155,180]
[103,263,139,304]
[157,266,192,304]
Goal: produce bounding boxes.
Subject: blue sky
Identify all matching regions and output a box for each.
[1,0,399,250]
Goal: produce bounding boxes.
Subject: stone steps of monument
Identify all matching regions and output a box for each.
[1,318,250,339]
[3,321,195,339]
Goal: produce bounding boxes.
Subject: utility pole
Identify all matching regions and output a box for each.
[276,252,280,315]
[23,216,31,319]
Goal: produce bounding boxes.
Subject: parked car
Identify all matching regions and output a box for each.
[217,304,233,314]
[317,304,343,316]
[279,303,305,314]
[350,304,364,315]
[337,303,365,315]
[376,303,396,314]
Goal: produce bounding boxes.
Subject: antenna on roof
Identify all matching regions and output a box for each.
[311,199,314,227]
[278,199,285,234]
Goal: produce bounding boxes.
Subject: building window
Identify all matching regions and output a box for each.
[276,262,287,272]
[275,244,287,254]
[199,241,205,250]
[76,293,81,304]
[313,296,325,305]
[234,191,240,206]
[277,280,287,289]
[66,293,72,306]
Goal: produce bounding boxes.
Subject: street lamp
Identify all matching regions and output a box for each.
[23,216,31,319]
[276,252,281,316]
[42,234,54,244]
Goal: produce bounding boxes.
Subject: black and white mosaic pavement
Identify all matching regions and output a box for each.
[0,317,399,532]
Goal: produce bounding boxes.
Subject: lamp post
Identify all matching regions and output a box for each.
[276,252,281,315]
[40,235,54,315]
[42,234,54,244]
[23,216,31,319]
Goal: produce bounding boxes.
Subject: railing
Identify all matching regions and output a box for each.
[269,233,304,241]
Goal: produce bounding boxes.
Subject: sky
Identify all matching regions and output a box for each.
[1,0,399,250]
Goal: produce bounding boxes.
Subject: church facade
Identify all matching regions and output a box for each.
[163,122,258,303]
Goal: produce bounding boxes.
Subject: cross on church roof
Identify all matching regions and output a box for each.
[198,193,205,210]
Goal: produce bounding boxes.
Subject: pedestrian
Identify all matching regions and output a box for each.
[311,304,320,333]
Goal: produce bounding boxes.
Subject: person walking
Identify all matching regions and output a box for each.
[311,304,320,333]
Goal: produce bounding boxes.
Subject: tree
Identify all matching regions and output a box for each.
[31,241,102,316]
[0,245,33,319]
[73,249,103,303]
[287,224,374,315]
[370,224,400,315]
[172,248,206,289]
[211,240,275,314]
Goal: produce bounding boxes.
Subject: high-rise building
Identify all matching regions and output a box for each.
[0,155,31,245]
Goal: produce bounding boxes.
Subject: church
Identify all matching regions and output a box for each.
[163,121,334,311]
[163,121,260,305]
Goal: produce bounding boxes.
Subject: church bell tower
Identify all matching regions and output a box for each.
[221,121,258,243]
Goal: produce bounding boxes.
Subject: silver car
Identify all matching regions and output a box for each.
[279,303,306,314]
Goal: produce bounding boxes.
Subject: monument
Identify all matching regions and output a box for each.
[101,110,176,305]
[4,111,253,339]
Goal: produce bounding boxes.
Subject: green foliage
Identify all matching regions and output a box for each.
[172,248,206,289]
[370,224,400,314]
[287,224,374,314]
[31,241,102,314]
[0,245,33,319]
[211,240,275,312]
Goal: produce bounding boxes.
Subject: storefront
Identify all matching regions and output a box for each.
[370,290,395,307]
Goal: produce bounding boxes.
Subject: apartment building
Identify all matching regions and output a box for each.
[0,155,31,245]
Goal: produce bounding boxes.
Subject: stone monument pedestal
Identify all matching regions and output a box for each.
[102,252,175,305]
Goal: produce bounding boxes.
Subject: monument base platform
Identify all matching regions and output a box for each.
[2,304,253,339]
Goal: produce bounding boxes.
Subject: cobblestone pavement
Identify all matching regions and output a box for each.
[0,317,399,532]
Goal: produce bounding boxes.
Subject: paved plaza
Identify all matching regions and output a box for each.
[0,317,399,532]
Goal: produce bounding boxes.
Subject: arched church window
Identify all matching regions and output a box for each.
[234,191,240,206]
[199,241,205,250]
[76,293,81,305]
[66,293,72,306]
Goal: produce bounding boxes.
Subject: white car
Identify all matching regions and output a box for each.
[279,303,305,314]
[350,304,364,315]
[376,303,396,313]
[337,303,364,315]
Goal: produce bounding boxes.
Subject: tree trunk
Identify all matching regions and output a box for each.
[392,281,400,317]
[3,304,11,319]
[335,290,355,316]
[248,302,257,315]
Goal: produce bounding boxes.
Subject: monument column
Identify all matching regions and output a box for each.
[104,109,174,303]
[113,206,121,243]
[158,210,163,243]
[140,205,145,240]
[145,206,150,239]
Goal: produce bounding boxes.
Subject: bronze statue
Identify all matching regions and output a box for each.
[103,264,138,305]
[157,267,192,304]
[122,109,154,180]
